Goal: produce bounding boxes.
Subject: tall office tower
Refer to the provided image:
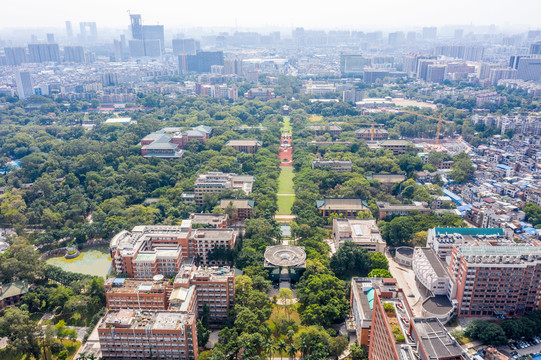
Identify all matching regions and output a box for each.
[530,42,541,55]
[113,39,124,62]
[63,46,85,63]
[142,39,162,57]
[172,38,198,55]
[46,33,55,43]
[79,22,98,42]
[388,31,405,46]
[28,44,60,63]
[129,40,146,57]
[4,47,27,66]
[422,26,437,40]
[143,25,165,51]
[454,29,464,39]
[340,54,366,75]
[102,73,119,86]
[406,31,417,43]
[65,21,73,39]
[130,14,143,40]
[30,35,38,43]
[15,71,34,100]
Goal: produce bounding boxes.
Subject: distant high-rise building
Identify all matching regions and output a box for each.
[130,14,143,40]
[388,31,405,46]
[180,51,224,73]
[172,38,199,55]
[129,39,162,58]
[15,71,34,99]
[427,64,447,83]
[79,22,98,42]
[128,40,146,57]
[4,47,27,66]
[530,42,541,55]
[224,58,243,75]
[422,26,438,40]
[366,31,383,42]
[417,59,435,80]
[46,33,55,44]
[63,46,85,63]
[28,43,60,63]
[510,55,541,81]
[143,25,165,51]
[113,40,124,62]
[489,67,517,85]
[30,34,38,43]
[527,30,541,40]
[454,29,464,39]
[406,31,417,43]
[102,73,119,86]
[434,45,484,61]
[65,21,73,39]
[340,54,366,75]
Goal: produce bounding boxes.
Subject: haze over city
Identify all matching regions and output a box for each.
[1,1,541,360]
[1,0,540,31]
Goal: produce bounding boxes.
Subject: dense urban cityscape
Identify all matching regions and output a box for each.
[0,2,541,360]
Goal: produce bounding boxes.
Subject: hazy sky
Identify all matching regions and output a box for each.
[2,0,541,30]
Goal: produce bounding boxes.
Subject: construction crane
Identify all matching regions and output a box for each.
[400,110,453,145]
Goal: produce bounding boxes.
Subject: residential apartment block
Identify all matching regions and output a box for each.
[194,172,254,205]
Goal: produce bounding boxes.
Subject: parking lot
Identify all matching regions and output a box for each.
[501,337,541,359]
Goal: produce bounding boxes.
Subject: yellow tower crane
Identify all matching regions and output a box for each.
[400,110,453,145]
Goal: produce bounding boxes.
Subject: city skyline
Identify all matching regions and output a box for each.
[1,0,540,31]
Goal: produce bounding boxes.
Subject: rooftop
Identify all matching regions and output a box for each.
[317,197,367,210]
[434,227,504,237]
[264,245,307,268]
[225,139,262,147]
[413,317,468,360]
[101,310,193,330]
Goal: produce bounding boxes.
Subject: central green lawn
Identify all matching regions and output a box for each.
[281,116,292,132]
[277,167,295,215]
[278,167,295,194]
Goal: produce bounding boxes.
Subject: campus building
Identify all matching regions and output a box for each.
[376,201,431,220]
[350,278,468,360]
[356,127,389,140]
[380,140,411,155]
[194,172,254,205]
[317,197,368,218]
[426,227,508,262]
[225,139,262,153]
[311,159,352,172]
[97,310,198,360]
[140,126,212,158]
[219,199,255,221]
[109,221,237,278]
[450,244,541,317]
[332,218,385,253]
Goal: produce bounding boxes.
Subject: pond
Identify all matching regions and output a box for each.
[46,245,112,278]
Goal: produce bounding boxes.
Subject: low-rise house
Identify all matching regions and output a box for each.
[0,280,29,308]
